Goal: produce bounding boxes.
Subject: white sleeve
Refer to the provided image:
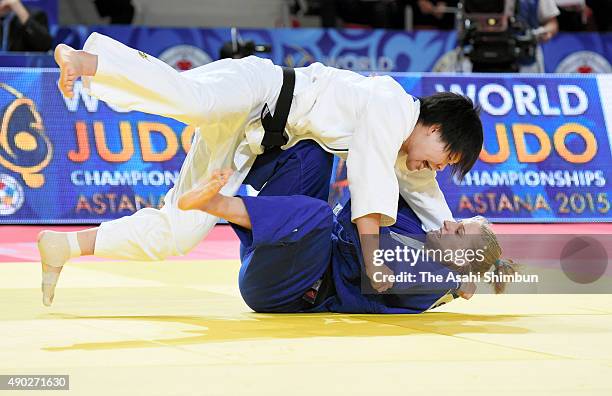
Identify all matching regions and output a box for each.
[396,167,454,232]
[346,97,407,227]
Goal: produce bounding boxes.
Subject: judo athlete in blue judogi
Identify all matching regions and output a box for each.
[179,140,512,314]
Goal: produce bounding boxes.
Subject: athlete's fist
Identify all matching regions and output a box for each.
[366,263,394,293]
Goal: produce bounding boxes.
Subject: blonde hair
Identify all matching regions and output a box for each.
[454,216,520,294]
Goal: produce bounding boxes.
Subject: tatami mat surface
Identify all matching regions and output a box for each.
[1,258,611,395]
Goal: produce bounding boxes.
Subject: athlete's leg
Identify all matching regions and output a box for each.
[180,139,334,216]
[186,181,333,313]
[234,195,333,313]
[41,33,283,305]
[177,165,334,313]
[37,132,237,306]
[179,140,336,313]
[245,139,334,200]
[55,33,281,127]
[180,141,336,312]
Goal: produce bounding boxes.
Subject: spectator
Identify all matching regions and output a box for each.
[0,0,52,52]
[412,0,458,30]
[512,0,560,72]
[513,0,560,41]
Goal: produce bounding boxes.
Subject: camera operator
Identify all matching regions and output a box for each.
[512,0,560,72]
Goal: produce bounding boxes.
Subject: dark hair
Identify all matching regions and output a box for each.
[418,92,483,179]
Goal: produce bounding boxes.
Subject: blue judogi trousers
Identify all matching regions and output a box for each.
[233,140,335,312]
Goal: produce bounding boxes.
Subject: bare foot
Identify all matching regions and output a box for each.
[37,231,71,306]
[178,169,233,211]
[54,44,83,99]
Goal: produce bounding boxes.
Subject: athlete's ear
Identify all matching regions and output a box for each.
[427,123,441,136]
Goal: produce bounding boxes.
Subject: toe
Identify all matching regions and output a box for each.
[42,293,54,307]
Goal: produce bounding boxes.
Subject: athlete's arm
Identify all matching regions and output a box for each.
[355,213,393,293]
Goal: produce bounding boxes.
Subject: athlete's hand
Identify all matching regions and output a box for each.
[457,281,476,300]
[0,0,22,8]
[366,263,394,293]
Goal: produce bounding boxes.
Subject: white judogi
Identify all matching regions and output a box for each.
[82,33,452,261]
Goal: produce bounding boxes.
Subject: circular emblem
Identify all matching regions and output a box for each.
[560,237,608,284]
[159,45,212,71]
[556,51,612,74]
[0,83,52,188]
[0,174,25,215]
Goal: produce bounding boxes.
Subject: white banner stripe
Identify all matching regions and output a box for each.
[596,74,612,158]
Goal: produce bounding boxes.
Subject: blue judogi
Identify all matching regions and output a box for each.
[322,199,460,313]
[235,140,460,313]
[235,140,335,312]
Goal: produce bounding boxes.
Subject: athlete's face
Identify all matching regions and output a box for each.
[403,123,459,172]
[425,219,485,264]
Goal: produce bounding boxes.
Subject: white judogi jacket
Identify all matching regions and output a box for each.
[240,62,453,230]
[83,33,452,233]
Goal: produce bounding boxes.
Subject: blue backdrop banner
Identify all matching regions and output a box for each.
[0,68,611,223]
[2,26,611,74]
[402,74,612,222]
[50,27,612,73]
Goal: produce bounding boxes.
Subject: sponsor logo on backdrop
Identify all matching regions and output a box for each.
[282,44,394,71]
[556,51,612,74]
[0,83,52,190]
[2,67,610,223]
[432,78,610,220]
[159,45,212,71]
[0,174,24,215]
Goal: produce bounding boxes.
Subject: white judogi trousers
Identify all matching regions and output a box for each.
[83,33,282,260]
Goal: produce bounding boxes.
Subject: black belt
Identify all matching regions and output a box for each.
[260,67,295,149]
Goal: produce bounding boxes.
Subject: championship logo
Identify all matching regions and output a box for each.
[0,83,52,189]
[0,173,24,215]
[556,51,612,74]
[159,45,212,71]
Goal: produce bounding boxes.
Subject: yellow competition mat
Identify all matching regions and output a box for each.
[1,259,612,395]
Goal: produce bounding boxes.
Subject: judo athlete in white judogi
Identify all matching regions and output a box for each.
[38,33,483,306]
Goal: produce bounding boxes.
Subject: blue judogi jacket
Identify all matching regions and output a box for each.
[234,195,461,314]
[313,199,460,314]
[235,140,460,314]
